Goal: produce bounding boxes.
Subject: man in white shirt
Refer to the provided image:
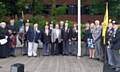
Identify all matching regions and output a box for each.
[27,23,41,57]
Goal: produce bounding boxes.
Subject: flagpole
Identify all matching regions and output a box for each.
[102,1,109,64]
[77,0,81,57]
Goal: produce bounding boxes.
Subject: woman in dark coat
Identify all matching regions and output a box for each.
[0,22,10,58]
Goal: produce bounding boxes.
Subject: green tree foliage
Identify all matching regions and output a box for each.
[88,0,120,21]
[0,0,45,16]
[81,24,85,41]
[29,16,47,28]
[56,5,68,15]
[33,2,45,15]
[16,0,26,14]
[0,2,7,17]
[50,0,68,19]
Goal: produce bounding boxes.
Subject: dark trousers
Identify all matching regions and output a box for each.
[43,43,51,56]
[23,41,28,55]
[50,42,55,55]
[54,39,60,55]
[102,44,108,63]
[10,48,15,56]
[0,43,10,58]
[69,41,78,56]
[63,41,69,55]
[59,41,63,55]
[107,47,115,66]
[51,39,60,55]
[113,49,120,68]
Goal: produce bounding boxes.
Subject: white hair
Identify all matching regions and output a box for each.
[0,22,6,28]
[60,21,64,24]
[1,22,6,25]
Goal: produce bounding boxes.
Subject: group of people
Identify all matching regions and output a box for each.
[85,19,120,71]
[0,18,78,58]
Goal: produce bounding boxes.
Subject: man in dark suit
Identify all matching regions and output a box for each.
[23,22,30,55]
[42,25,51,56]
[27,23,41,57]
[49,23,54,55]
[105,23,115,67]
[7,19,18,57]
[102,19,113,63]
[59,21,64,55]
[70,23,78,56]
[62,22,70,55]
[111,23,120,71]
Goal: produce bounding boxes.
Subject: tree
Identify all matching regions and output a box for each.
[32,0,45,15]
[50,0,68,21]
[0,2,7,17]
[56,4,68,15]
[89,0,120,21]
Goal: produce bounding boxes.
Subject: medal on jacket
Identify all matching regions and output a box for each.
[113,31,116,37]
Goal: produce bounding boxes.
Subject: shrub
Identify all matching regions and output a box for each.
[81,24,86,41]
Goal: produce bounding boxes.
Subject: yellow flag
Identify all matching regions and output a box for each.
[102,3,108,44]
[22,11,24,32]
[22,11,24,20]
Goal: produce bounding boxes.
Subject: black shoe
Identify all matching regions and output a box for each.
[43,54,49,56]
[10,55,16,57]
[115,68,120,72]
[89,57,92,59]
[23,54,27,56]
[109,65,116,69]
[93,58,99,61]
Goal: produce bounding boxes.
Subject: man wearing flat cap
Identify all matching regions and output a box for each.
[111,23,120,71]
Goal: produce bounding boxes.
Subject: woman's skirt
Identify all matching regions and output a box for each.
[87,38,95,49]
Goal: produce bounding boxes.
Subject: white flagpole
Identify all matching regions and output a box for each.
[77,0,81,57]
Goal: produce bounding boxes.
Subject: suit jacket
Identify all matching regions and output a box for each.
[27,28,41,43]
[105,27,114,46]
[92,27,102,42]
[42,29,51,44]
[7,24,18,35]
[0,27,8,39]
[62,27,70,41]
[51,28,61,43]
[24,26,30,41]
[111,29,120,50]
[71,27,78,41]
[0,27,9,45]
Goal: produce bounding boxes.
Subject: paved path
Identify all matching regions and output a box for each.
[0,56,103,72]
